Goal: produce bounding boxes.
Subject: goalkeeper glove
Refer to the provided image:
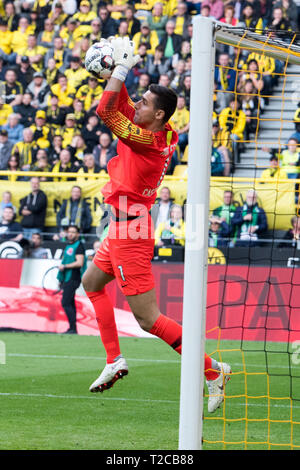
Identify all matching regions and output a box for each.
[111,37,140,82]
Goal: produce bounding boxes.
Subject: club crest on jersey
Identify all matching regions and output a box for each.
[67,247,74,255]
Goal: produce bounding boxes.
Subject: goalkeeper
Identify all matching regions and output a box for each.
[82,37,231,413]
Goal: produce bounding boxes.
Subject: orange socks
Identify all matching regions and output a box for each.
[150,313,182,354]
[150,314,219,380]
[86,289,121,364]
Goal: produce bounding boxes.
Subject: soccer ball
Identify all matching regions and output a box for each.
[84,40,114,78]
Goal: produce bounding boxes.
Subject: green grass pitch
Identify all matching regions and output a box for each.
[1,331,300,450]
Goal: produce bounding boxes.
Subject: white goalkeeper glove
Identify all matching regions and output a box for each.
[111,37,140,82]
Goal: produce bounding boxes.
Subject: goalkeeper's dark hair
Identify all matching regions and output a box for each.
[149,84,178,123]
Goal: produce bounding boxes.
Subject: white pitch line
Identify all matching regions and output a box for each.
[7,353,180,364]
[5,353,293,370]
[0,392,178,404]
[1,392,300,410]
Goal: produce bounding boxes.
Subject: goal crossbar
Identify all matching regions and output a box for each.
[214,21,300,64]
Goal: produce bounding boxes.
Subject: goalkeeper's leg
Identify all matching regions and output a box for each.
[126,289,231,412]
[83,260,128,393]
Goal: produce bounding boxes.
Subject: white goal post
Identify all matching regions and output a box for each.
[178,16,300,450]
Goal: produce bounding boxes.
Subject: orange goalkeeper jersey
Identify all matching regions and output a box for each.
[96,84,178,216]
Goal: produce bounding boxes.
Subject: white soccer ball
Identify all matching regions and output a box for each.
[84,40,114,79]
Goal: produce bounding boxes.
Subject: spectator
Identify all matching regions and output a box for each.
[1,113,24,145]
[155,204,186,247]
[19,176,48,239]
[279,138,300,179]
[48,134,64,165]
[0,129,14,170]
[273,0,298,31]
[3,68,23,107]
[98,5,118,38]
[159,20,183,59]
[88,18,102,44]
[260,154,288,181]
[76,76,103,112]
[148,2,168,40]
[201,0,224,19]
[37,18,55,49]
[71,98,87,129]
[213,190,237,236]
[281,215,300,248]
[93,132,115,170]
[16,34,47,72]
[81,113,103,153]
[77,153,102,181]
[152,186,173,229]
[59,17,78,52]
[29,232,48,258]
[214,53,237,111]
[122,5,141,39]
[72,0,97,24]
[220,5,238,25]
[212,117,232,176]
[59,113,81,149]
[44,36,70,72]
[0,206,23,242]
[211,147,225,176]
[51,148,79,182]
[237,58,265,98]
[45,57,60,87]
[13,92,36,128]
[170,94,190,155]
[30,110,51,150]
[171,2,192,37]
[52,0,77,16]
[0,96,13,127]
[0,153,23,181]
[266,6,292,40]
[0,19,13,61]
[239,79,260,140]
[15,55,35,90]
[208,215,231,247]
[64,55,89,90]
[50,73,76,109]
[146,45,172,84]
[4,2,19,32]
[177,73,191,110]
[12,127,37,170]
[45,93,67,133]
[30,149,52,181]
[218,97,246,163]
[57,224,86,334]
[0,190,16,222]
[132,21,159,56]
[238,3,264,32]
[68,134,87,163]
[26,71,50,109]
[55,185,92,239]
[50,1,73,21]
[129,73,151,102]
[169,59,186,91]
[232,189,268,245]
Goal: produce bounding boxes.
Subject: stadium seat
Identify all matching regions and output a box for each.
[173,165,188,177]
[181,145,189,163]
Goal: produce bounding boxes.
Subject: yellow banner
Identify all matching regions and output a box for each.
[0,178,294,230]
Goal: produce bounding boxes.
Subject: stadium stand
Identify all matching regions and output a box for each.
[0,0,298,248]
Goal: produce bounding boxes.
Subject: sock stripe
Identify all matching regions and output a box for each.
[171,336,182,351]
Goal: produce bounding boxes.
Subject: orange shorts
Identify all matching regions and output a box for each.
[93,214,155,296]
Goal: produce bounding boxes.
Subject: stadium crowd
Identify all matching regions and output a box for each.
[0,0,299,252]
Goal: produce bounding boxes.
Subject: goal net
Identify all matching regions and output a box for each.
[179,17,300,450]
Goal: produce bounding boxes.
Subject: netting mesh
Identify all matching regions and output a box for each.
[202,28,300,450]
